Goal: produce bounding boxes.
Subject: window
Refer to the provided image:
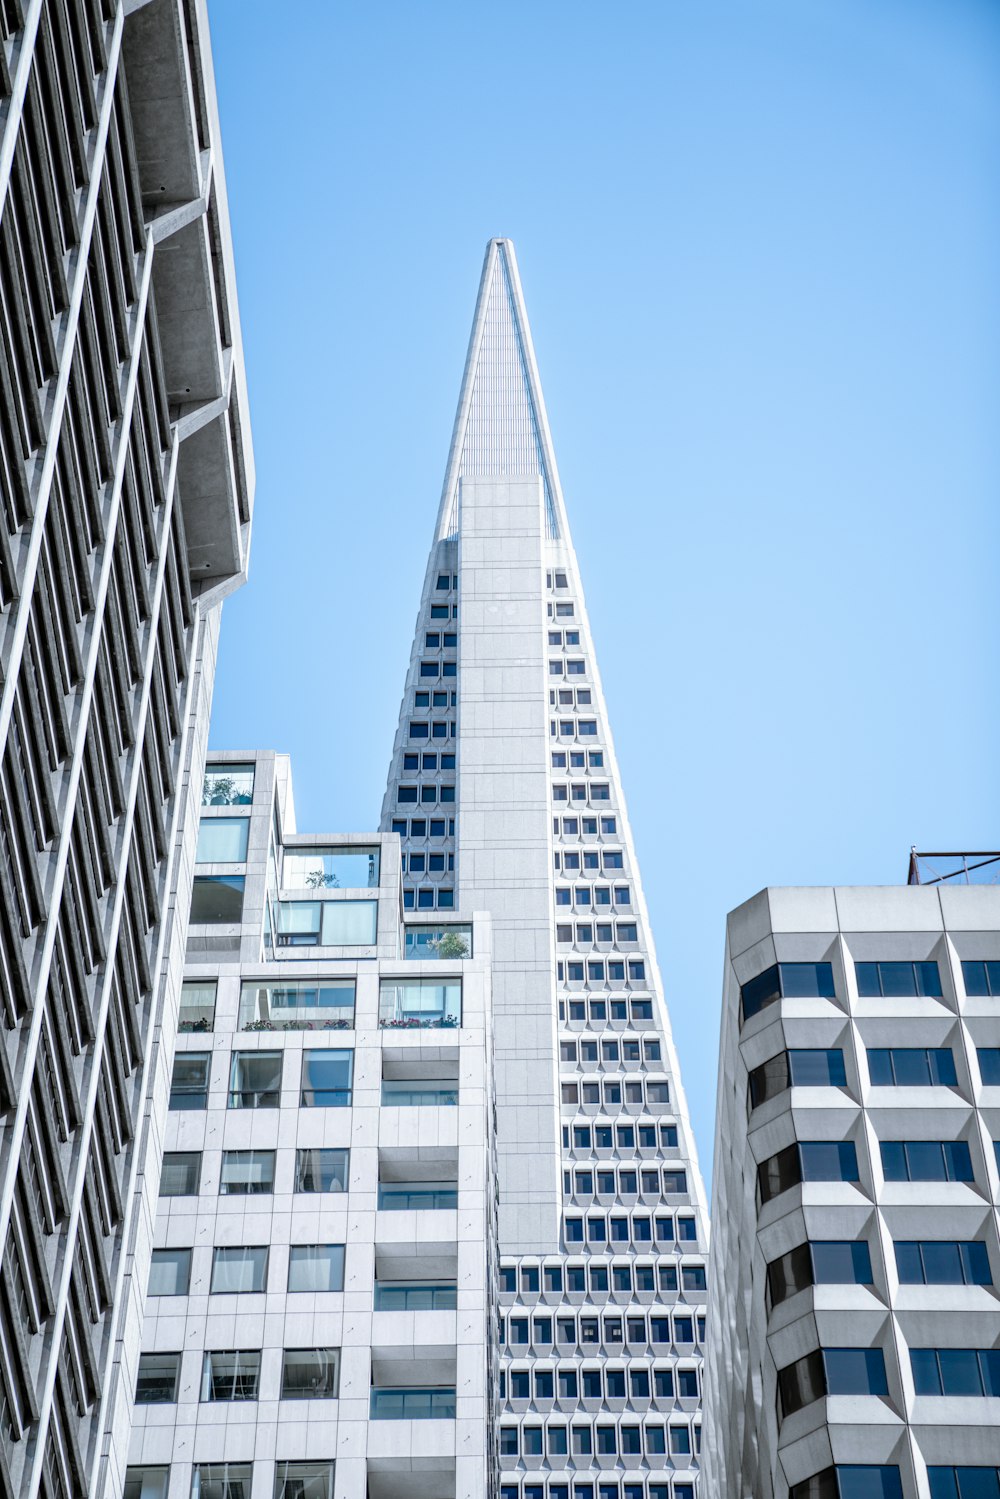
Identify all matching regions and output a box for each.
[379,978,461,1028]
[273,1464,335,1499]
[962,960,1000,997]
[378,1179,457,1210]
[912,1348,1000,1396]
[239,979,355,1030]
[758,1141,859,1205]
[160,1152,201,1197]
[148,1248,191,1297]
[288,1244,345,1292]
[896,1240,992,1285]
[210,1246,268,1294]
[135,1353,181,1404]
[855,960,942,997]
[170,1053,210,1110]
[929,1472,1000,1499]
[190,875,245,923]
[196,817,249,864]
[382,1078,458,1106]
[880,1139,974,1182]
[740,961,835,1022]
[978,1048,1000,1085]
[203,765,254,805]
[295,1148,349,1193]
[281,1348,340,1398]
[275,899,377,946]
[301,1049,353,1106]
[868,1048,957,1086]
[768,1241,872,1306]
[220,1151,275,1195]
[791,1471,903,1499]
[190,1471,255,1499]
[749,1049,846,1108]
[201,1350,260,1402]
[229,1051,282,1108]
[179,980,216,1032]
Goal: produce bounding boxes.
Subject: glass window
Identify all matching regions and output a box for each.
[229,1051,282,1108]
[301,1049,353,1106]
[201,1350,260,1401]
[192,1470,255,1499]
[210,1246,268,1294]
[295,1148,350,1193]
[868,1048,957,1086]
[824,1347,888,1395]
[169,1053,210,1111]
[220,1151,275,1195]
[788,1049,847,1087]
[281,846,380,889]
[380,1078,458,1106]
[281,1348,340,1398]
[962,960,1000,997]
[855,960,943,997]
[190,875,245,923]
[273,1465,335,1499]
[179,980,216,1033]
[880,1139,974,1183]
[203,765,255,806]
[740,961,835,1023]
[135,1352,181,1404]
[148,1248,191,1296]
[288,1244,345,1292]
[160,1152,201,1197]
[125,1473,170,1499]
[377,1179,457,1210]
[895,1240,992,1286]
[196,817,249,864]
[911,1348,1000,1397]
[928,1471,1000,1499]
[978,1048,1000,1085]
[379,978,461,1028]
[238,979,355,1030]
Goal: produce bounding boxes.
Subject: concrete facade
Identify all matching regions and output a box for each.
[383,240,710,1499]
[0,3,253,1497]
[703,882,1000,1499]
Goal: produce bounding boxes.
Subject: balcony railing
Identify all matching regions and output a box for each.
[379,1084,458,1107]
[908,850,1000,887]
[369,1387,456,1420]
[373,1284,457,1310]
[377,1185,458,1211]
[404,926,472,960]
[379,978,461,1029]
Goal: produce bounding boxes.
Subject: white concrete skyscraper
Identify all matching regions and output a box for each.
[383,239,710,1499]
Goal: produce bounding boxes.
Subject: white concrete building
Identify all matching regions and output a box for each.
[703,859,1000,1499]
[125,752,496,1499]
[382,240,710,1499]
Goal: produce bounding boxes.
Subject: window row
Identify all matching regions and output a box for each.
[402,886,455,909]
[397,783,456,804]
[160,1147,349,1197]
[559,960,647,985]
[126,1465,333,1499]
[413,689,457,708]
[747,1045,1000,1106]
[407,719,457,739]
[741,958,1000,1024]
[757,1137,998,1205]
[170,1050,354,1110]
[562,1121,679,1151]
[560,1076,668,1107]
[558,923,639,946]
[424,631,457,648]
[135,1346,339,1403]
[500,1420,698,1457]
[563,1166,692,1202]
[502,1261,704,1297]
[418,659,457,678]
[562,997,655,1024]
[501,1482,691,1499]
[548,629,581,646]
[767,1237,993,1306]
[550,690,593,708]
[390,816,456,839]
[502,1311,706,1350]
[553,750,604,769]
[553,814,617,835]
[429,603,458,618]
[182,976,463,1035]
[561,1039,660,1065]
[557,848,624,870]
[778,1343,1000,1416]
[557,895,633,916]
[553,783,610,803]
[501,1364,699,1401]
[402,852,456,874]
[148,1243,345,1296]
[565,1213,698,1246]
[402,753,456,774]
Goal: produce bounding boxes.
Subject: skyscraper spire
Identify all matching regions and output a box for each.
[384,239,709,1493]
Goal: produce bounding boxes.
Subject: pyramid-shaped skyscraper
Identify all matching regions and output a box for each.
[383,239,709,1495]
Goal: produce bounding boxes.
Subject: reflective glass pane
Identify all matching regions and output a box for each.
[196,818,249,864]
[281,847,379,889]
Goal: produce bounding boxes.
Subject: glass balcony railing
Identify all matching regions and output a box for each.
[369,1387,456,1420]
[378,979,461,1029]
[404,926,472,961]
[373,1283,457,1310]
[239,980,355,1031]
[379,1082,458,1107]
[377,1184,458,1211]
[281,847,380,890]
[202,765,255,806]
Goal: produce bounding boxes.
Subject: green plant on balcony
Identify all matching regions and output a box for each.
[429,932,468,959]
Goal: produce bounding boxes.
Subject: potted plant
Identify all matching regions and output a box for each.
[429,932,469,960]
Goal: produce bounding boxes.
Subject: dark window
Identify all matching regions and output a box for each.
[880,1139,974,1183]
[759,1141,858,1205]
[978,1048,1000,1085]
[190,875,245,923]
[160,1152,201,1196]
[961,960,1000,997]
[135,1353,181,1404]
[169,1054,210,1111]
[791,1469,903,1499]
[855,960,942,997]
[929,1469,1000,1499]
[740,962,835,1023]
[911,1348,1000,1397]
[868,1048,957,1086]
[895,1240,992,1286]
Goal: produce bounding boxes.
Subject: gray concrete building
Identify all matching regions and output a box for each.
[703,855,1000,1499]
[0,2,253,1497]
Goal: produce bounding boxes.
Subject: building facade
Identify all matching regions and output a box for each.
[125,751,495,1499]
[0,2,253,1497]
[703,874,1000,1499]
[382,240,710,1499]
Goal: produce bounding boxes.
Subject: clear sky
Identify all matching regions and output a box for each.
[204,0,1000,1184]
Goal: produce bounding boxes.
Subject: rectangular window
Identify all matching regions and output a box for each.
[295,1148,350,1193]
[238,979,355,1030]
[220,1151,275,1195]
[201,1350,260,1402]
[855,960,943,997]
[190,875,245,923]
[196,817,249,864]
[280,1347,340,1398]
[229,1051,282,1108]
[169,1053,210,1111]
[740,961,836,1023]
[148,1248,191,1297]
[896,1239,992,1286]
[179,980,217,1033]
[135,1353,181,1404]
[160,1152,201,1197]
[203,765,255,806]
[191,1466,252,1499]
[273,1463,335,1499]
[282,846,380,889]
[962,960,1000,997]
[911,1347,1000,1397]
[880,1139,974,1183]
[288,1244,345,1292]
[210,1246,268,1294]
[868,1048,957,1086]
[977,1048,1000,1085]
[301,1049,353,1106]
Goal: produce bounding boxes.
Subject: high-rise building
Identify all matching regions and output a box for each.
[0,2,253,1496]
[382,239,710,1499]
[703,856,1000,1499]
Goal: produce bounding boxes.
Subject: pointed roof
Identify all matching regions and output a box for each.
[435,239,565,541]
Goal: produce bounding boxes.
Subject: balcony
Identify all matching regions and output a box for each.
[404,925,472,960]
[239,979,355,1032]
[369,1388,456,1419]
[379,978,461,1030]
[374,1283,457,1310]
[202,764,255,806]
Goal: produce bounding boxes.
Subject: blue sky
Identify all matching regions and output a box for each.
[204,0,1000,1183]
